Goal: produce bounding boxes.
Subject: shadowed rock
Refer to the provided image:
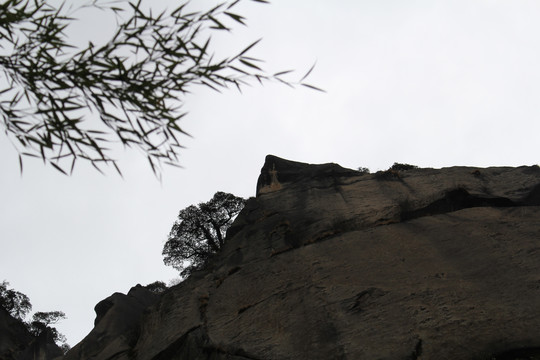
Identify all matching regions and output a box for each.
[0,307,64,360]
[61,156,540,360]
[63,285,158,360]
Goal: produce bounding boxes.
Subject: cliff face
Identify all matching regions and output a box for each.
[67,155,540,359]
[63,285,159,360]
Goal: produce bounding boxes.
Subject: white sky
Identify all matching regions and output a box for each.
[1,0,539,346]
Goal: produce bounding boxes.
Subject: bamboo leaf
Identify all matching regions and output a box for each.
[229,66,249,75]
[273,69,294,77]
[236,38,261,58]
[113,161,123,178]
[50,161,68,175]
[18,154,23,175]
[301,83,325,92]
[239,58,262,71]
[224,12,245,25]
[201,80,222,93]
[227,0,241,9]
[300,62,316,83]
[91,161,105,175]
[208,16,228,31]
[22,152,41,158]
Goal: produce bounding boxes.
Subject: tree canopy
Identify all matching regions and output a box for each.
[145,280,168,293]
[0,281,69,351]
[0,280,31,320]
[0,0,319,176]
[28,310,68,346]
[163,191,246,277]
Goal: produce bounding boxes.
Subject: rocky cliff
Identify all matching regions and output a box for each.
[0,306,64,360]
[50,156,540,358]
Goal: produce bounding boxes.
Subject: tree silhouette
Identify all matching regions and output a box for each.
[0,281,69,351]
[28,311,68,345]
[0,280,31,320]
[145,281,168,294]
[163,192,246,277]
[0,0,320,176]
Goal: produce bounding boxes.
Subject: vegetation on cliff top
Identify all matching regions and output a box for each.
[0,280,70,352]
[163,192,246,277]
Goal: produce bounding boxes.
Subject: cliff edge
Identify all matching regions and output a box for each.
[65,155,540,359]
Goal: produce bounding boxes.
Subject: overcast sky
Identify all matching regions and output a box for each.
[1,0,540,346]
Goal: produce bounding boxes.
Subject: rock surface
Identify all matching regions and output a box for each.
[66,155,540,359]
[63,285,159,360]
[0,306,32,360]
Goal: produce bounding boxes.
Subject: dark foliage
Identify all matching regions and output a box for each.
[0,280,32,320]
[145,280,168,294]
[357,166,370,174]
[60,343,71,354]
[28,311,68,345]
[374,169,401,180]
[0,0,320,177]
[390,162,419,171]
[374,162,419,181]
[0,281,69,352]
[163,191,246,277]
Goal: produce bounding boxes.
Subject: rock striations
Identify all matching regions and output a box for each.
[25,155,540,359]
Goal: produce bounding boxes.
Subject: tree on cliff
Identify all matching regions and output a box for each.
[145,280,168,294]
[0,280,31,320]
[0,281,70,352]
[28,311,68,347]
[163,192,246,277]
[0,0,318,177]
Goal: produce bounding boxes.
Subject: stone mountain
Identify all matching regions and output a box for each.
[6,155,540,359]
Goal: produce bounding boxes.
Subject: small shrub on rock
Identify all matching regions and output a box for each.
[357,167,370,175]
[145,281,168,294]
[374,169,401,180]
[390,163,419,171]
[374,162,419,181]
